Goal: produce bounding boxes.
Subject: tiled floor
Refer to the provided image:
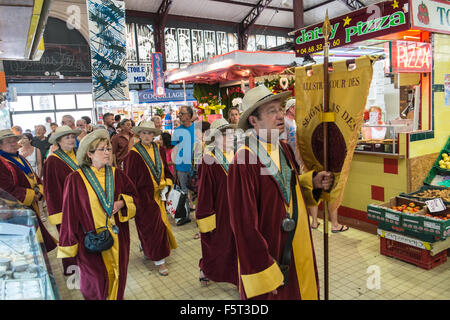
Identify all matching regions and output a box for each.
[44,214,450,300]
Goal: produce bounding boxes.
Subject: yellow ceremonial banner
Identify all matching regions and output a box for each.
[295,56,373,213]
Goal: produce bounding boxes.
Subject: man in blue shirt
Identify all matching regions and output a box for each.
[171,106,196,225]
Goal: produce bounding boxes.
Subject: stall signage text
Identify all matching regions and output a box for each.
[388,40,432,73]
[410,0,450,34]
[152,52,165,97]
[127,65,147,84]
[294,0,410,56]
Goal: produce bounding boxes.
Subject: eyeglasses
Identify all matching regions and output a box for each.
[94,147,112,153]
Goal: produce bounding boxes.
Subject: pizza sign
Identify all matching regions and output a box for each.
[386,40,432,73]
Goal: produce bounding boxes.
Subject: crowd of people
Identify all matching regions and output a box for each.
[0,85,348,300]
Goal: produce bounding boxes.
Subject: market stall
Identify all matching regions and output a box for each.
[292,0,450,269]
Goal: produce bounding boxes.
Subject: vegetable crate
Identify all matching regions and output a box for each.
[401,185,450,206]
[378,222,438,243]
[422,208,450,239]
[367,196,416,226]
[424,135,450,184]
[380,237,447,270]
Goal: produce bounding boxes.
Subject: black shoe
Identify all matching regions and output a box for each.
[176,218,191,226]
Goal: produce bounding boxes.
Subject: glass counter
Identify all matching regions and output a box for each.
[0,190,59,300]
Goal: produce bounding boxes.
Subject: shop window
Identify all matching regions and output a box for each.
[32,95,55,111]
[277,36,286,46]
[76,94,93,109]
[228,33,238,51]
[12,112,55,132]
[204,31,217,58]
[266,35,277,49]
[9,96,32,112]
[217,31,228,55]
[177,28,192,63]
[256,35,266,50]
[165,28,179,63]
[192,30,205,62]
[247,35,256,51]
[54,94,76,110]
[126,23,137,61]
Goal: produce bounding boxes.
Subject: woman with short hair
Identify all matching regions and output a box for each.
[19,133,42,178]
[57,129,138,300]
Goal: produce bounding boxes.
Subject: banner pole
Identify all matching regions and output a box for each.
[322,10,331,301]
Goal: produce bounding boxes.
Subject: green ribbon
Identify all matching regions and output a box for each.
[135,142,162,185]
[211,148,230,173]
[247,135,292,204]
[81,165,114,217]
[54,149,79,171]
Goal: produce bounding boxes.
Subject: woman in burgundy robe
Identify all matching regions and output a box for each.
[57,130,138,300]
[196,119,238,287]
[0,129,57,252]
[43,125,80,275]
[124,121,175,276]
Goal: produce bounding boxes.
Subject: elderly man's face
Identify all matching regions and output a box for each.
[249,100,285,137]
[76,120,86,130]
[35,126,46,136]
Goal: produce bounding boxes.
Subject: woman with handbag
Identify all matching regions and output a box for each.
[196,119,238,287]
[57,129,138,300]
[124,121,177,276]
[43,125,80,276]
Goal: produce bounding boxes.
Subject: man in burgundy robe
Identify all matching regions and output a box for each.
[228,86,334,300]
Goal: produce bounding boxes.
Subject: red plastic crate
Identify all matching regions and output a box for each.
[380,237,447,270]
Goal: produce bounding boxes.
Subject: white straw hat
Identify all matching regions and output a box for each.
[0,129,21,142]
[48,125,80,144]
[76,129,110,166]
[131,121,162,136]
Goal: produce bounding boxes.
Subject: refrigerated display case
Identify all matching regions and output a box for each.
[0,189,59,300]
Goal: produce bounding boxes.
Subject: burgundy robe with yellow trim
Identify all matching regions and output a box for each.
[227,140,320,300]
[57,166,137,300]
[196,152,238,286]
[124,147,171,262]
[0,155,57,252]
[42,151,78,275]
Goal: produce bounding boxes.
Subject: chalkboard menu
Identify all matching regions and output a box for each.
[3,17,92,79]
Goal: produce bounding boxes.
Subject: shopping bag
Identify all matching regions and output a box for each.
[166,185,188,220]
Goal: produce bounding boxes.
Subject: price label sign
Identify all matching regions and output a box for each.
[425,198,446,213]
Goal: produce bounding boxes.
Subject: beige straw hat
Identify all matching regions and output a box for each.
[284,98,296,112]
[0,129,21,142]
[131,121,162,136]
[48,125,81,144]
[238,85,291,130]
[206,118,236,141]
[76,129,110,166]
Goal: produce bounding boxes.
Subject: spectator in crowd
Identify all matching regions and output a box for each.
[161,132,175,177]
[111,118,133,169]
[19,133,42,178]
[151,116,163,130]
[45,117,53,134]
[82,116,93,133]
[48,123,58,137]
[76,119,88,140]
[227,107,240,125]
[61,115,76,130]
[173,119,181,129]
[114,114,122,128]
[31,125,51,166]
[103,113,116,138]
[11,126,23,136]
[171,106,196,226]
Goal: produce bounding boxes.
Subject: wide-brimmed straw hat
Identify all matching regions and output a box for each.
[48,125,80,144]
[131,121,162,136]
[76,129,110,166]
[238,85,291,130]
[0,129,21,142]
[206,118,236,144]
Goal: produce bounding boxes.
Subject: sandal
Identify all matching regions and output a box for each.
[311,222,320,230]
[199,270,210,286]
[158,268,169,276]
[193,233,200,239]
[332,225,349,233]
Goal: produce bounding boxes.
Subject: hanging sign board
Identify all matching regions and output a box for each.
[151,52,165,97]
[410,0,450,34]
[294,0,410,56]
[385,40,432,73]
[127,65,147,84]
